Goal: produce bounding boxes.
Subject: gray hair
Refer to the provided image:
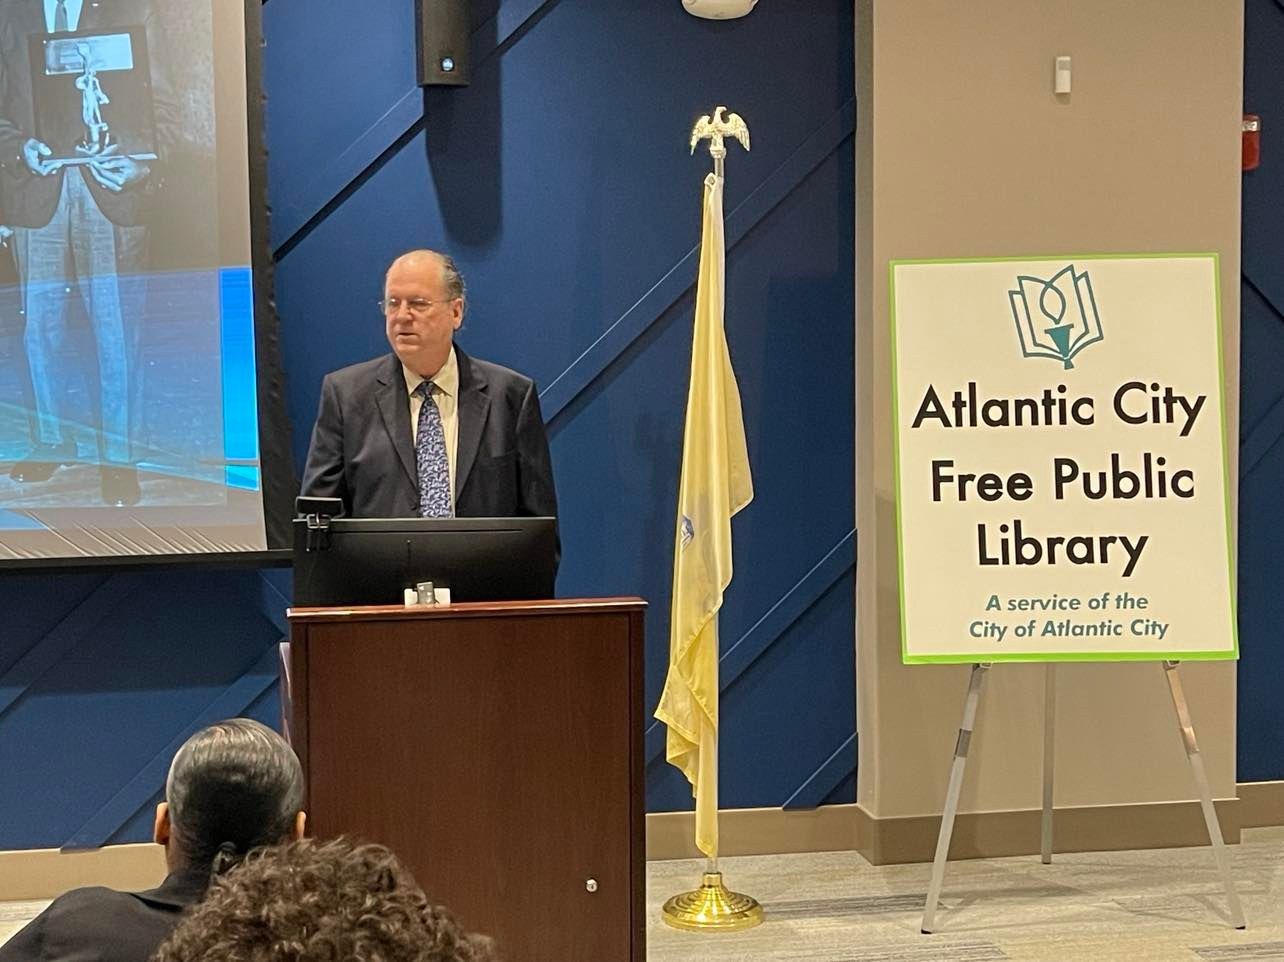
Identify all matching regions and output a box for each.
[438,253,467,313]
[388,249,468,318]
[165,718,304,873]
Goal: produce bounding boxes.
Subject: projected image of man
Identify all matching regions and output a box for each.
[0,0,177,506]
[300,250,558,528]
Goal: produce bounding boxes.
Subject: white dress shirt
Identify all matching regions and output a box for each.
[403,346,460,502]
[44,0,84,32]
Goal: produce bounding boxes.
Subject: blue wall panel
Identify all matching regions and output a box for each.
[1237,0,1284,782]
[262,0,420,248]
[0,570,283,849]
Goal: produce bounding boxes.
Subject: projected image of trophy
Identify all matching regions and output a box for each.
[74,43,111,155]
[28,29,158,166]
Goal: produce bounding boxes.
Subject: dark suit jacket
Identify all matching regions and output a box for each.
[300,347,558,525]
[0,867,207,962]
[0,0,180,228]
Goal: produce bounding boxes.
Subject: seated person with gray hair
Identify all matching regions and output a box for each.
[153,837,496,962]
[0,718,305,962]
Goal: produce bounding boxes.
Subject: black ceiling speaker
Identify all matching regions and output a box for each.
[417,0,471,86]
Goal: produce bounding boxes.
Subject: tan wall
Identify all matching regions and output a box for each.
[856,0,1243,822]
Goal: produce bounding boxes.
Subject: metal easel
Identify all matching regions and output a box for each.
[920,660,1245,934]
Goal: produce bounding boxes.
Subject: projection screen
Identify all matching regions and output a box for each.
[0,0,290,564]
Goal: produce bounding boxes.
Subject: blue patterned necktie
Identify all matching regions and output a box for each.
[54,0,68,31]
[413,381,452,518]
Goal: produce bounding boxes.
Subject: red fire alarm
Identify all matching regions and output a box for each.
[1243,115,1261,171]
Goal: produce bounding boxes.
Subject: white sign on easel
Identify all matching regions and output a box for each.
[889,254,1243,933]
[892,253,1235,663]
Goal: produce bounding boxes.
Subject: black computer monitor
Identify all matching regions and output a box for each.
[291,516,558,606]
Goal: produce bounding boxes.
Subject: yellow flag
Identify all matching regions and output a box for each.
[654,173,753,860]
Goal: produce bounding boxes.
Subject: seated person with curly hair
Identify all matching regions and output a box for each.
[152,837,496,962]
[0,718,306,962]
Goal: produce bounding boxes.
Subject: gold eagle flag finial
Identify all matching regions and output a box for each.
[689,105,750,176]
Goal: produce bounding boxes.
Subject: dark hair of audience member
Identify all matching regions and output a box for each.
[164,718,304,875]
[152,837,497,962]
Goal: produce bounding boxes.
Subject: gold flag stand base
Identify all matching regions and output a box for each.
[660,872,764,931]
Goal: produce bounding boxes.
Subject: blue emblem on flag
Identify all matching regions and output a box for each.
[680,515,694,549]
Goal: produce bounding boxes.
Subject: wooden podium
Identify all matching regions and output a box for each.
[285,598,646,962]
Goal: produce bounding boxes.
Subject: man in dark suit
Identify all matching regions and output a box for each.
[300,250,558,526]
[0,718,306,962]
[0,0,178,505]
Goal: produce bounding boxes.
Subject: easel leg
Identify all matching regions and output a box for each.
[1041,663,1056,864]
[922,663,989,935]
[1161,660,1246,930]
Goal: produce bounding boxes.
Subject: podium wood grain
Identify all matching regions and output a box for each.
[286,598,646,962]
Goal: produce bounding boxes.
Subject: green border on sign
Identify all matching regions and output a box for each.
[888,252,1239,665]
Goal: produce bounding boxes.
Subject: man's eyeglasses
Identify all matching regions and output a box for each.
[379,297,446,316]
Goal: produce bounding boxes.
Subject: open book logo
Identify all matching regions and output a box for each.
[1008,265,1103,370]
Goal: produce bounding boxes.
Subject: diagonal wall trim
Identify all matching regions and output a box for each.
[62,645,282,851]
[542,98,856,425]
[783,732,856,810]
[494,0,560,53]
[1244,269,1284,324]
[0,573,137,722]
[1241,393,1284,480]
[645,528,856,767]
[1239,276,1284,480]
[257,572,290,636]
[270,0,561,253]
[722,530,856,682]
[270,89,425,252]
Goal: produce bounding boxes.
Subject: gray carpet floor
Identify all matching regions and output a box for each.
[645,828,1284,961]
[3,828,1282,960]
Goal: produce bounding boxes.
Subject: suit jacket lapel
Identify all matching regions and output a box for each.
[454,346,490,499]
[374,354,417,487]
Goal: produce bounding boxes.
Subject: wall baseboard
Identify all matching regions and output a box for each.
[1237,780,1284,828]
[649,782,1280,864]
[2,782,1278,900]
[646,803,863,861]
[852,797,1239,866]
[0,844,166,902]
